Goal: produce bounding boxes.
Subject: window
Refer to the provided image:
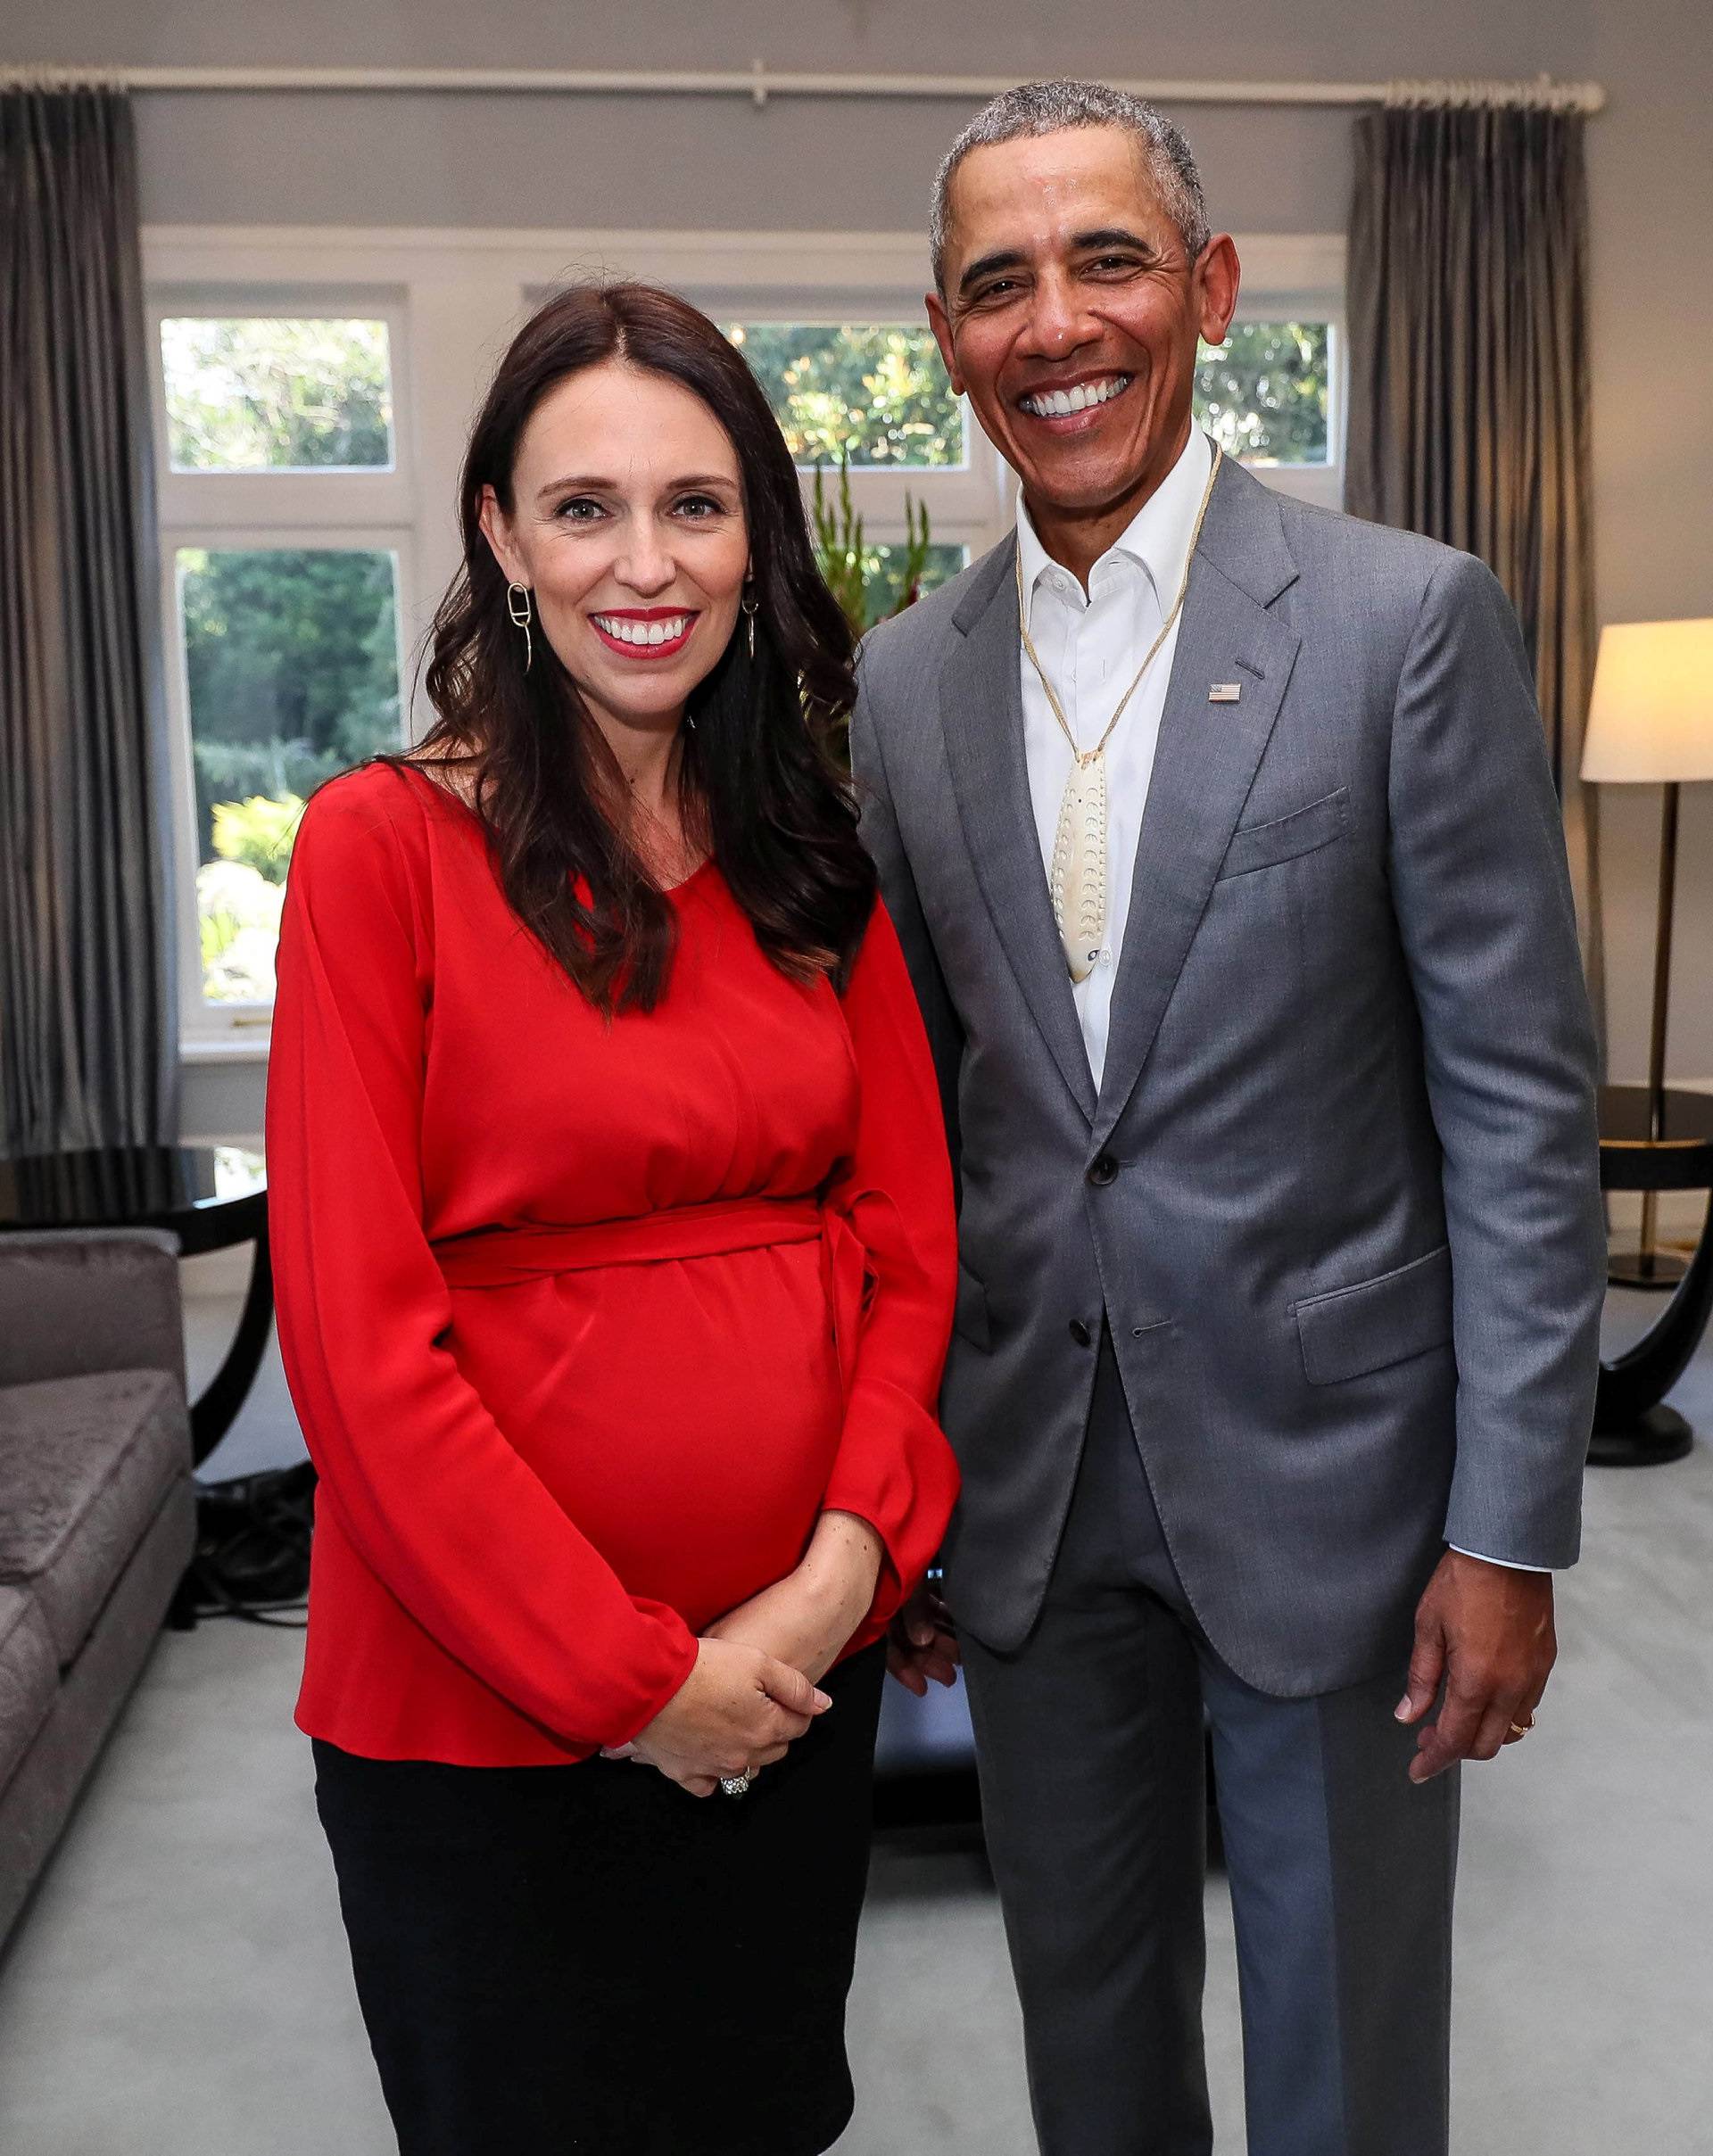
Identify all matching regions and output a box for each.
[178,545,402,1001]
[150,300,411,1037]
[723,320,989,629]
[725,323,964,469]
[1191,230,1345,508]
[146,231,1345,1054]
[160,317,395,472]
[1195,321,1332,469]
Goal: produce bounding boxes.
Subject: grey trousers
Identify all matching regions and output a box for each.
[958,1327,1459,2156]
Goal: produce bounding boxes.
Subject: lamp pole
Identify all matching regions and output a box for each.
[1584,619,1713,1294]
[1635,781,1682,1282]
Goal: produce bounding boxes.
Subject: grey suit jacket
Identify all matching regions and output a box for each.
[851,454,1605,1698]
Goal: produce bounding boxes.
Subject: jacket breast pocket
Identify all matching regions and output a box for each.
[953,1260,991,1351]
[1293,1242,1453,1385]
[1216,785,1349,880]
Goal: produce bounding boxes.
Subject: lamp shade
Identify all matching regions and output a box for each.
[1582,618,1713,783]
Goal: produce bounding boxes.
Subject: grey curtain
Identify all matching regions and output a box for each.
[0,81,178,1158]
[1346,98,1602,1026]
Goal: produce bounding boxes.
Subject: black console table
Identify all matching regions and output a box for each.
[0,1145,270,1468]
[1594,1085,1713,1466]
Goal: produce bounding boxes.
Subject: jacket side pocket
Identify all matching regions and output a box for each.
[1294,1242,1452,1384]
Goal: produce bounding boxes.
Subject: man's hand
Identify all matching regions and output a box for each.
[1396,1551,1555,1783]
[887,1582,960,1697]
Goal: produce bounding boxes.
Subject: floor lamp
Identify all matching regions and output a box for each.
[1581,618,1713,1286]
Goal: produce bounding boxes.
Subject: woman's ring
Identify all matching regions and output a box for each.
[718,1772,753,1798]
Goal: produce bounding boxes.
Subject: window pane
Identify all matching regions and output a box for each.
[727,324,964,468]
[161,318,394,472]
[178,547,401,1002]
[1194,322,1330,467]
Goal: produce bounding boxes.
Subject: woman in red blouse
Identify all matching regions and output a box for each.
[265,283,959,2156]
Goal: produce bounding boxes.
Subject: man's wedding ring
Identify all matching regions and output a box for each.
[1507,1716,1535,1741]
[719,1771,753,1798]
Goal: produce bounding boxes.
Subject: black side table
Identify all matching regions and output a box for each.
[1595,1085,1713,1466]
[0,1145,270,1469]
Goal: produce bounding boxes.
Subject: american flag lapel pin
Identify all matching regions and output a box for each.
[1208,681,1242,704]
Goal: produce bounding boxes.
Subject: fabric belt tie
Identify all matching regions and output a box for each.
[431,1194,872,1400]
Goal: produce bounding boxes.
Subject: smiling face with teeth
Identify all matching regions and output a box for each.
[478,358,749,748]
[926,125,1240,583]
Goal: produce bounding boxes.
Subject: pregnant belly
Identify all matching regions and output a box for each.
[444,1242,843,1630]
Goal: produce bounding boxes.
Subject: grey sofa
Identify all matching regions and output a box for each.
[0,1229,196,1946]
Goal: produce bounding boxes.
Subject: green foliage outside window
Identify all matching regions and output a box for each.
[1194,322,1329,466]
[178,546,401,1000]
[209,794,305,882]
[726,318,1328,471]
[727,324,964,468]
[812,460,938,635]
[179,548,401,847]
[808,459,966,758]
[197,797,305,1001]
[161,318,393,471]
[864,541,966,620]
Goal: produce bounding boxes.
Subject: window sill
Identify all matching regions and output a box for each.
[181,1031,272,1064]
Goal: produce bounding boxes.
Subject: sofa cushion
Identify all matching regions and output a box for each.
[0,1585,57,1793]
[0,1370,190,1667]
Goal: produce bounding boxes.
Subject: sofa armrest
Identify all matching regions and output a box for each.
[0,1228,186,1395]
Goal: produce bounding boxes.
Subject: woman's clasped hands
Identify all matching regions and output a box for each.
[605,1510,885,1797]
[610,1635,830,1797]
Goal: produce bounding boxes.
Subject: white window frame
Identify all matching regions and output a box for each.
[152,288,412,504]
[157,524,414,1044]
[145,278,417,1049]
[143,227,1345,1057]
[1212,235,1347,510]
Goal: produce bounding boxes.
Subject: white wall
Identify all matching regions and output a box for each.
[5,0,1710,1132]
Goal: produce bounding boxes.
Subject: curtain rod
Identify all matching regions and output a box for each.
[4,64,1607,114]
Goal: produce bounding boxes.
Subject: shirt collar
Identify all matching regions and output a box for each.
[1015,425,1214,624]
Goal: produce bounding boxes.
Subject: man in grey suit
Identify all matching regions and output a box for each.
[856,80,1605,2156]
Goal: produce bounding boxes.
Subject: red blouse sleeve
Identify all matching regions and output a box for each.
[822,899,962,1647]
[265,776,699,1749]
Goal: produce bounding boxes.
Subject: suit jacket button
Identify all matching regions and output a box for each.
[1068,1318,1093,1348]
[1088,1152,1119,1187]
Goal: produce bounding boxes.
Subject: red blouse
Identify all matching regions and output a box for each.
[265,760,959,1766]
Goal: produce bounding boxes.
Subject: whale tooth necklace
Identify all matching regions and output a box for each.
[1017,445,1222,982]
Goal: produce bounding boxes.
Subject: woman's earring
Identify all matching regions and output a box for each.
[741,583,759,662]
[507,582,534,674]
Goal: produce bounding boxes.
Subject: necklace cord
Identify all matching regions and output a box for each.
[1016,444,1224,765]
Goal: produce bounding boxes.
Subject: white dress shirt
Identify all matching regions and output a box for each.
[1016,425,1212,1094]
[1014,428,1537,1576]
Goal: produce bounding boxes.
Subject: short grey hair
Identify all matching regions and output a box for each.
[930,79,1211,293]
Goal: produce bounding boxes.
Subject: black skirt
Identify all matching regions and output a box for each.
[312,1641,886,2156]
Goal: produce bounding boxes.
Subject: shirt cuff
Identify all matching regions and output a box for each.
[1448,1544,1552,1574]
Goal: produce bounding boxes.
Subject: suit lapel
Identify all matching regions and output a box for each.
[939,538,1098,1125]
[1094,462,1303,1144]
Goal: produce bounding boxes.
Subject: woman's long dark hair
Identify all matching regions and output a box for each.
[386,281,876,1014]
